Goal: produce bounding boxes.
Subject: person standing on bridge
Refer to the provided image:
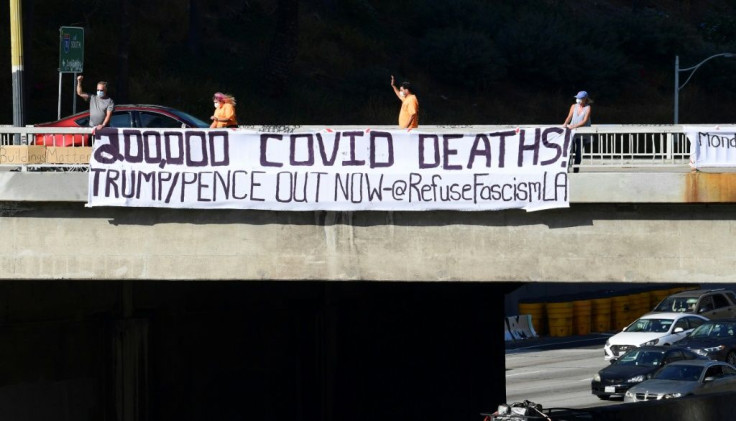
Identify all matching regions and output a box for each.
[76,75,114,131]
[210,92,239,128]
[562,90,592,173]
[390,75,419,129]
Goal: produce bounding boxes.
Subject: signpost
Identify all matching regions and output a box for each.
[58,26,84,119]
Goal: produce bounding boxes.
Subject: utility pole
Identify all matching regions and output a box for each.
[10,0,25,144]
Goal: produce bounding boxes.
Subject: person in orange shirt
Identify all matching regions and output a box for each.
[390,75,419,129]
[210,92,239,128]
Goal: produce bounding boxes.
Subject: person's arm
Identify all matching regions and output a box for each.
[97,109,112,130]
[390,75,402,101]
[562,104,574,127]
[76,75,90,101]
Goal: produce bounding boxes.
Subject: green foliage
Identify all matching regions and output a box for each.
[699,14,736,47]
[4,0,736,125]
[417,28,505,89]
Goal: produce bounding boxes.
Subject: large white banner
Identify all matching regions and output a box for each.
[87,127,573,211]
[685,126,736,170]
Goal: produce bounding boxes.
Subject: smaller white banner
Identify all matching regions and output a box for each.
[685,126,736,170]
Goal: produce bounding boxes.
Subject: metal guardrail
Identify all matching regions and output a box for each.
[0,125,93,146]
[574,125,691,169]
[0,124,699,171]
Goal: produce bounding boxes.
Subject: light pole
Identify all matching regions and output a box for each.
[10,0,24,144]
[674,53,735,124]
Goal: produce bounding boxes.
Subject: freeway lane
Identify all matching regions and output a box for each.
[505,335,621,409]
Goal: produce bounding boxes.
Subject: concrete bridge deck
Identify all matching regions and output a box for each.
[0,170,734,282]
[0,125,734,421]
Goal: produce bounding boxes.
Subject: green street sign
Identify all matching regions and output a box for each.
[59,26,84,73]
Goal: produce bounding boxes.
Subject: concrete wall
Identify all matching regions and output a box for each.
[0,201,734,282]
[1,171,735,282]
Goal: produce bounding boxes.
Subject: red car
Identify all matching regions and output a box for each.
[34,104,211,146]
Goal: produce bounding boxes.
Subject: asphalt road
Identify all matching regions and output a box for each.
[505,334,623,410]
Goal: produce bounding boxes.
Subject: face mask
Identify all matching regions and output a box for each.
[214,102,219,108]
[400,91,406,98]
[575,98,582,104]
[97,90,105,97]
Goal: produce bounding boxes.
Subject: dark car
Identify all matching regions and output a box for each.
[624,359,736,402]
[34,104,210,147]
[591,345,706,400]
[651,289,736,319]
[674,319,736,365]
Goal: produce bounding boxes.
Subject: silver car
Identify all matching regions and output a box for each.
[624,359,736,402]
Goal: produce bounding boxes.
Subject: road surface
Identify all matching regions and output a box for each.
[505,335,621,409]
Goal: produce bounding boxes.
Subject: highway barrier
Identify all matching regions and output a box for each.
[515,284,699,338]
[591,297,612,332]
[572,299,592,335]
[612,295,633,331]
[504,314,538,341]
[518,302,546,336]
[546,301,574,337]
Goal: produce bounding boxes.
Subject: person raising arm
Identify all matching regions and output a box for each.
[76,75,114,131]
[390,75,419,129]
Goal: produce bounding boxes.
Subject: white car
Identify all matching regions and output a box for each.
[604,313,709,361]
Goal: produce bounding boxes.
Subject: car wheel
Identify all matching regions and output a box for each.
[727,351,736,366]
[597,394,610,400]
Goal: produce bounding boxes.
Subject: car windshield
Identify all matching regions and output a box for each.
[168,109,210,128]
[615,350,665,367]
[689,322,736,339]
[654,365,703,381]
[626,318,672,333]
[654,296,698,312]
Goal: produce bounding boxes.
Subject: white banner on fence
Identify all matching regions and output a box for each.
[685,126,736,170]
[87,127,572,211]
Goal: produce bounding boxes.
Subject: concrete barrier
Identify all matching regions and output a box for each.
[504,314,538,341]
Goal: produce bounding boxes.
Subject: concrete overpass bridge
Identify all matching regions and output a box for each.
[0,124,734,420]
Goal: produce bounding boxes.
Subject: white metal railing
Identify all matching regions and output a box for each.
[574,125,691,169]
[0,124,698,171]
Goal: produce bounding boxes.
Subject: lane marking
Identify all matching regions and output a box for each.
[506,370,544,377]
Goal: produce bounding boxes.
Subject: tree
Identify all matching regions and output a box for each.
[265,0,300,97]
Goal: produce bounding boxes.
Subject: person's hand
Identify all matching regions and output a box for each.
[210,116,216,121]
[95,124,104,131]
[77,75,83,82]
[390,75,395,87]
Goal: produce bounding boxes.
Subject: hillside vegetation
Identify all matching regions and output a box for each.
[2,0,736,125]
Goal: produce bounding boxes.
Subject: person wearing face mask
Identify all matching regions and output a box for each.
[210,92,238,128]
[390,75,419,129]
[562,90,593,173]
[76,75,115,131]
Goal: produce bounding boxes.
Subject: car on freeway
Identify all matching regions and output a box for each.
[591,345,706,400]
[34,104,210,147]
[624,359,736,402]
[651,288,736,319]
[603,312,708,361]
[674,319,736,364]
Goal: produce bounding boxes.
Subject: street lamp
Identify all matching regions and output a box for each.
[674,53,735,124]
